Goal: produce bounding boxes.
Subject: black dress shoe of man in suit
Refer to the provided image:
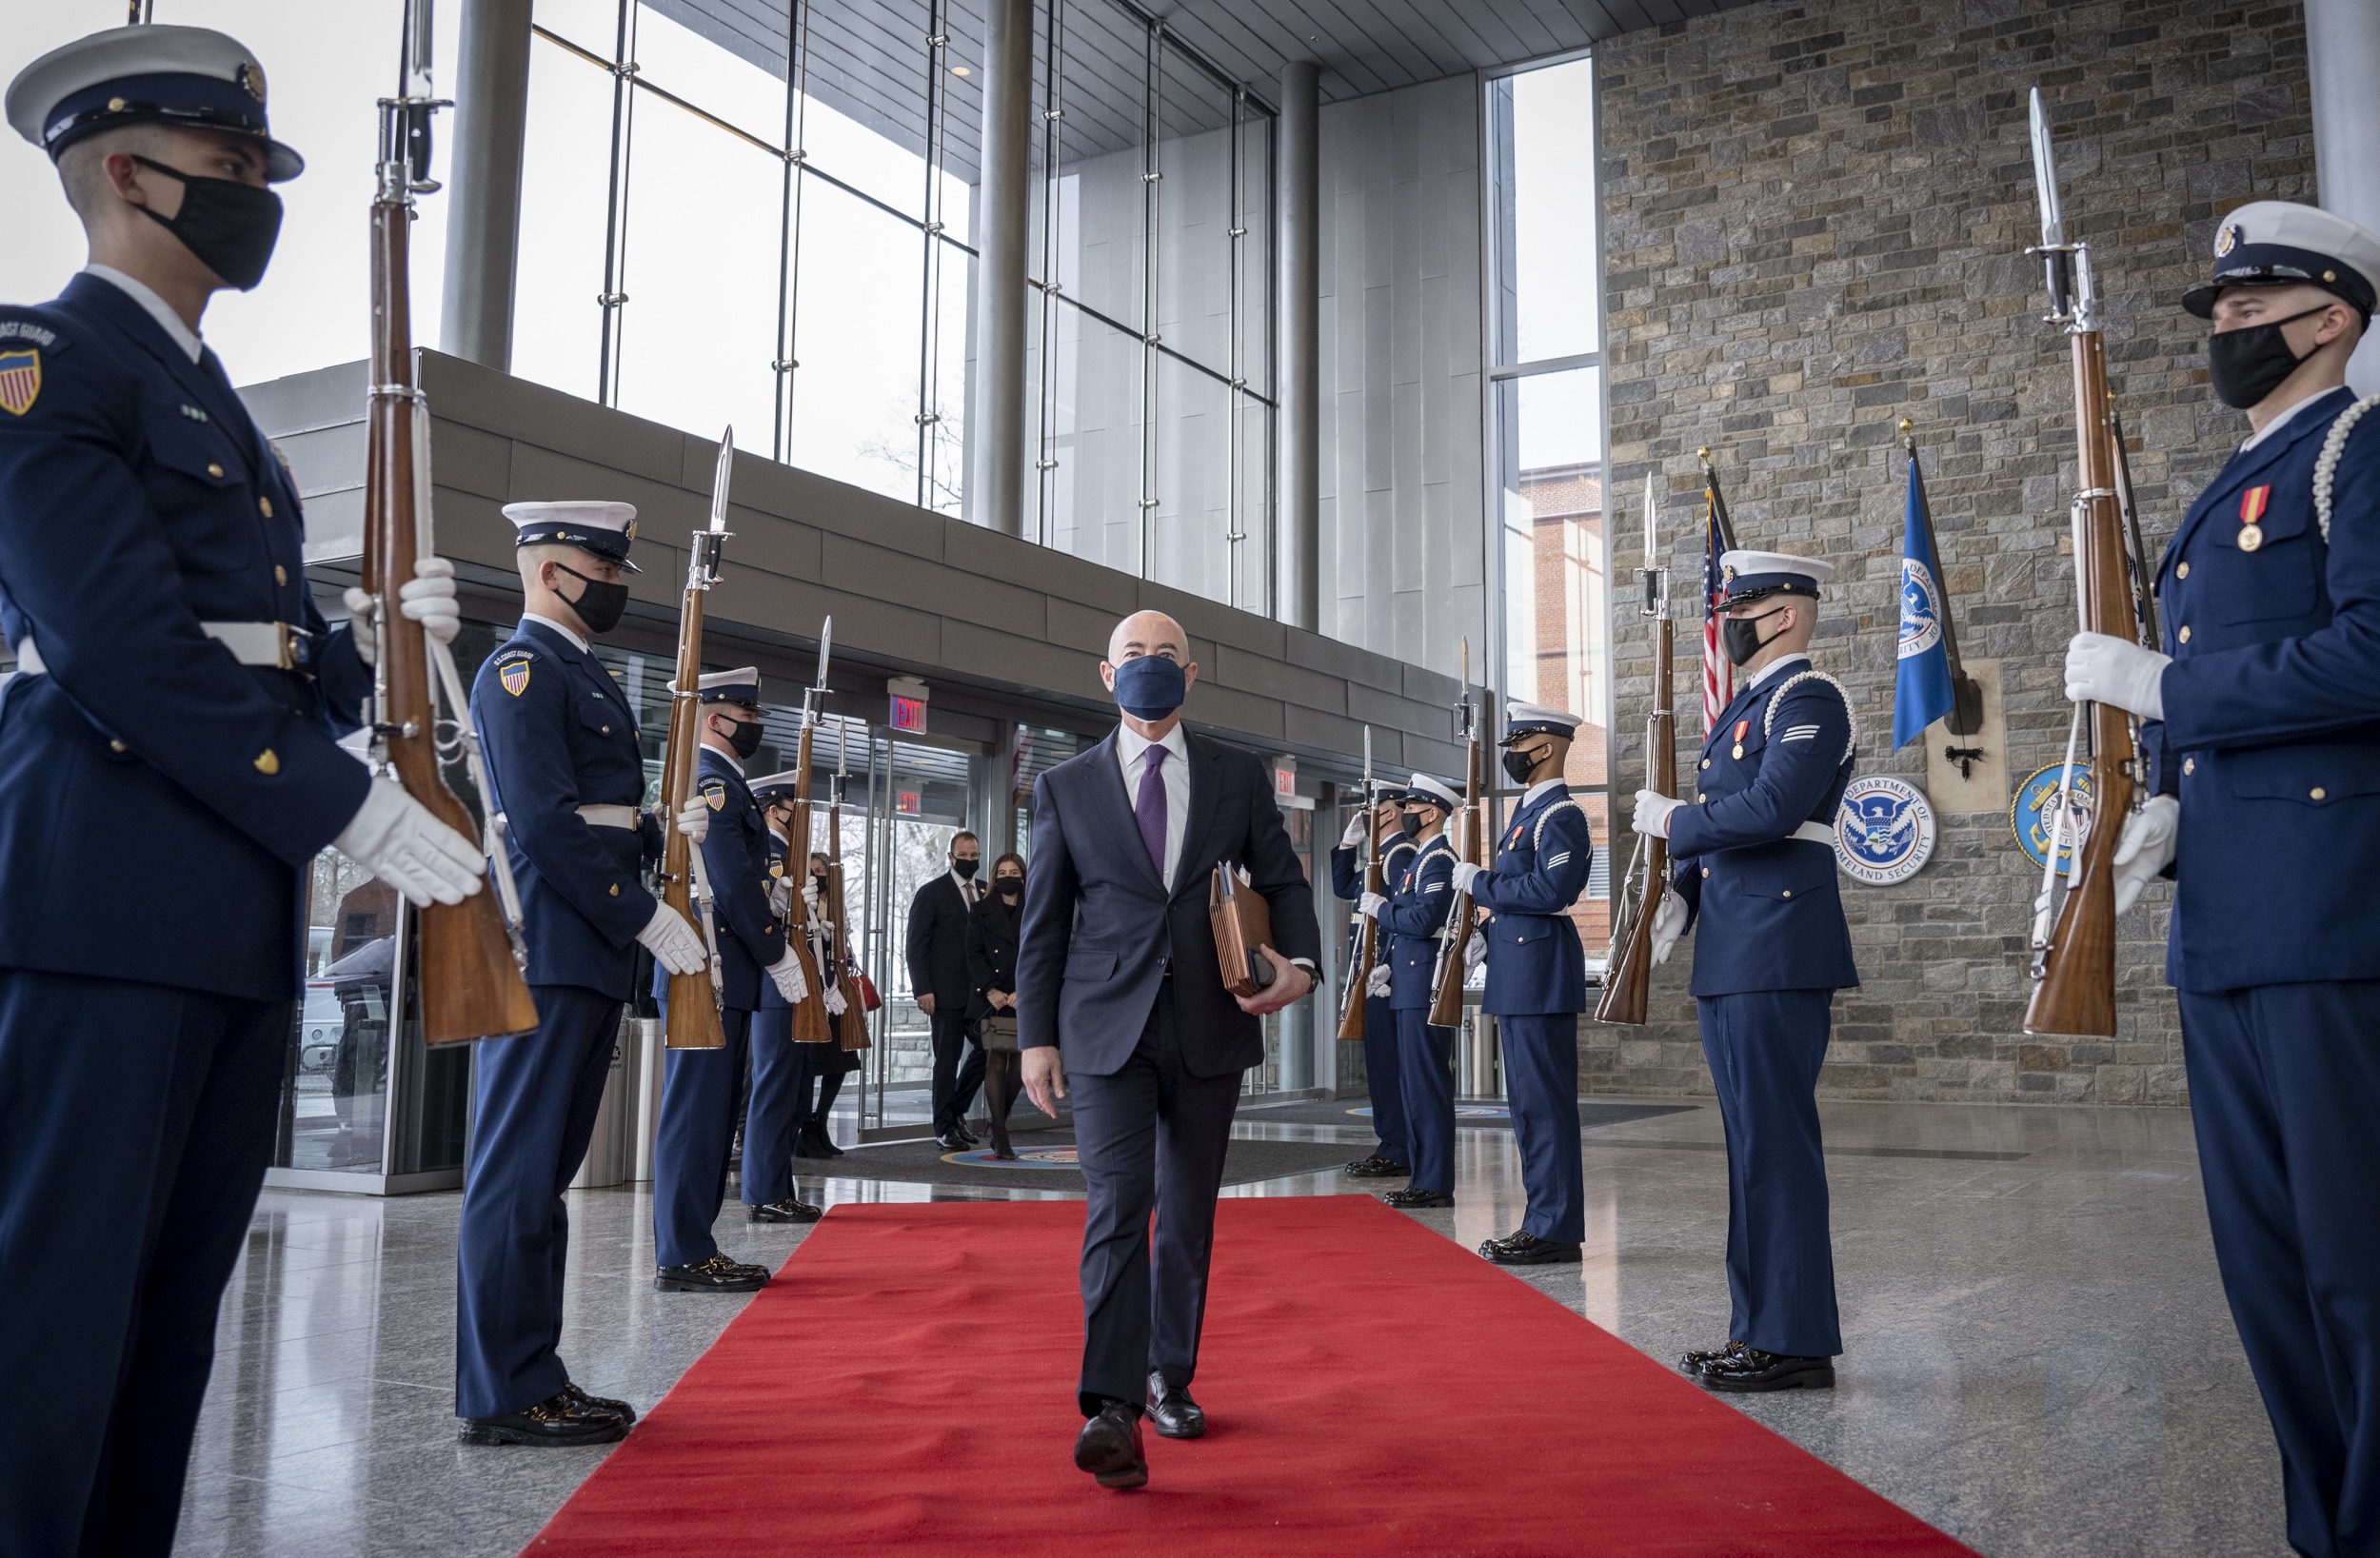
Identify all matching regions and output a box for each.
[747,1196,823,1224]
[1381,1187,1455,1209]
[1146,1371,1206,1439]
[655,1253,771,1292]
[1677,1340,1746,1378]
[564,1381,637,1426]
[457,1390,628,1447]
[1073,1401,1149,1489]
[1342,1154,1409,1179]
[1697,1347,1835,1392]
[1478,1231,1583,1265]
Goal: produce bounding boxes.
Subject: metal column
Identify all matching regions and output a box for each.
[1276,61,1320,632]
[438,0,535,368]
[968,0,1036,536]
[2309,0,2380,396]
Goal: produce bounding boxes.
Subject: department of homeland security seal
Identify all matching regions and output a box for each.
[1898,557,1944,660]
[2012,761,2096,874]
[1834,776,1935,885]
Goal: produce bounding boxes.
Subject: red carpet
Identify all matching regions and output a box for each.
[526,1197,1974,1556]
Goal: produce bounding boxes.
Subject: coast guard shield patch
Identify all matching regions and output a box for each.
[703,779,726,811]
[499,657,531,696]
[0,350,40,416]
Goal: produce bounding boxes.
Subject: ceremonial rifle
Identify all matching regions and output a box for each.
[826,722,870,1051]
[2022,87,2137,1039]
[364,0,536,1045]
[1335,726,1378,1043]
[1596,479,1673,1027]
[783,621,836,1046]
[658,431,736,1051]
[2108,395,2161,649]
[1427,641,1485,1030]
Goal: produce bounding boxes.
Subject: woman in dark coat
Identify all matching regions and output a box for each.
[966,853,1027,1158]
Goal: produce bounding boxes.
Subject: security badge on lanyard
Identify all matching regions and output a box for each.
[2238,484,2270,553]
[1732,719,1749,760]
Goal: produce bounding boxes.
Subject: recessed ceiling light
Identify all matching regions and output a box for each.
[952,65,971,76]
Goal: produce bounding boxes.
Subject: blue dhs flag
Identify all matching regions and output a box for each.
[1894,451,1956,750]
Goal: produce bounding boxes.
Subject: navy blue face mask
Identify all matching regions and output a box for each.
[1111,654,1187,720]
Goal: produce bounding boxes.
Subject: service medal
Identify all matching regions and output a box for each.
[2238,485,2270,552]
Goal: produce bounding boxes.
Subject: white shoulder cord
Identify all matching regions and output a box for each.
[1532,797,1584,853]
[1760,668,1859,765]
[2312,393,2380,542]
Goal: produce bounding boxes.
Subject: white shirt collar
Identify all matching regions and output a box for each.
[84,265,202,364]
[1116,720,1189,768]
[1749,652,1811,691]
[705,740,744,777]
[1524,777,1570,806]
[2240,385,2350,452]
[521,611,588,654]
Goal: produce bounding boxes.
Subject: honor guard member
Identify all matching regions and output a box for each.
[457,501,711,1447]
[1361,773,1463,1210]
[741,767,825,1221]
[2066,202,2380,1557]
[1330,779,1416,1178]
[1452,706,1594,1265]
[1634,551,1857,1394]
[652,669,813,1291]
[0,28,486,1548]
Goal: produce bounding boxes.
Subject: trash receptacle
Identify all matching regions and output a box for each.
[570,1008,641,1189]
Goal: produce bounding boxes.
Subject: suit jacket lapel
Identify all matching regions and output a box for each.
[1085,732,1166,893]
[1174,735,1226,898]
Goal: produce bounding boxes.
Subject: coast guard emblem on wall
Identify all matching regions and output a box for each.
[1897,557,1943,660]
[1834,776,1935,885]
[2012,762,2095,875]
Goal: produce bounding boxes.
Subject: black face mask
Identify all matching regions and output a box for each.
[2208,306,2333,409]
[131,156,284,291]
[715,715,763,760]
[1398,811,1424,838]
[1721,606,1788,668]
[812,871,830,891]
[952,856,979,879]
[552,562,629,636]
[1502,746,1541,786]
[997,876,1023,897]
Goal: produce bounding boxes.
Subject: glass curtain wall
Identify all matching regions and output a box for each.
[1486,55,1613,954]
[515,0,1274,605]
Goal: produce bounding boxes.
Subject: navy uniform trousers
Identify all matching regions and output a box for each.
[1395,1008,1458,1196]
[454,985,620,1419]
[1499,1016,1584,1244]
[1696,989,1841,1358]
[1067,979,1240,1414]
[652,994,759,1269]
[1362,995,1409,1166]
[743,1002,812,1204]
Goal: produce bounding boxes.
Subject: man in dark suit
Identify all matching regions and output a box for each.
[1016,610,1321,1491]
[908,829,986,1148]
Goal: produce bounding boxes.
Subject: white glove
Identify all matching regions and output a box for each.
[333,776,486,907]
[1633,789,1681,839]
[2112,794,2181,915]
[638,902,708,976]
[1462,931,1487,971]
[1340,812,1369,849]
[1451,860,1484,897]
[1365,961,1392,998]
[1358,891,1389,919]
[823,981,847,1016]
[2066,631,2171,720]
[767,948,810,1006]
[1650,890,1689,966]
[674,793,711,846]
[342,557,461,664]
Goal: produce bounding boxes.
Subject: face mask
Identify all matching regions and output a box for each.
[1111,654,1186,720]
[552,562,629,636]
[130,156,285,291]
[1502,746,1541,786]
[1721,606,1788,668]
[2208,305,2333,409]
[997,876,1023,897]
[1398,811,1424,838]
[714,715,763,760]
[812,871,830,891]
[952,856,979,879]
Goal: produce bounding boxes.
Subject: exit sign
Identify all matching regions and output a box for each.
[1273,758,1297,798]
[896,790,922,817]
[890,694,928,733]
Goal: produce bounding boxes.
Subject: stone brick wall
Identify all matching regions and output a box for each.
[1592,0,2313,1104]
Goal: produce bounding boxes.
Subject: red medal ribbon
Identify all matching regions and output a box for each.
[2240,485,2270,525]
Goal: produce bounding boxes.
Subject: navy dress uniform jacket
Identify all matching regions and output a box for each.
[1467,783,1593,1016]
[1378,834,1457,1011]
[0,273,371,1000]
[685,747,783,1012]
[1330,835,1413,1163]
[470,617,657,1001]
[2139,385,2380,993]
[1669,661,1860,996]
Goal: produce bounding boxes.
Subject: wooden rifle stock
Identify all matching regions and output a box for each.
[825,783,869,1050]
[659,584,725,1051]
[1428,713,1487,1029]
[1335,837,1381,1041]
[1596,601,1674,1027]
[364,140,536,1046]
[783,722,834,1046]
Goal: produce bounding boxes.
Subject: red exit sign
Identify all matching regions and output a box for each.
[890,694,928,733]
[896,790,922,817]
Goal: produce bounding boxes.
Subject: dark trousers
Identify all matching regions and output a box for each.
[1396,1007,1458,1195]
[1066,983,1241,1414]
[743,1005,804,1205]
[929,1004,985,1133]
[652,999,755,1269]
[1361,993,1408,1163]
[1499,1013,1586,1244]
[1696,989,1841,1358]
[2181,979,2380,1558]
[982,1046,1021,1156]
[0,970,285,1558]
[454,984,617,1419]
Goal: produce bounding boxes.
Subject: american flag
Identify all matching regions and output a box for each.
[1699,461,1737,731]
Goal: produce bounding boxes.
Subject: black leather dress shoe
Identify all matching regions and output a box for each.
[1146,1371,1206,1440]
[458,1390,627,1448]
[655,1253,771,1292]
[564,1381,636,1425]
[1382,1187,1455,1209]
[1677,1339,1746,1377]
[1697,1347,1835,1392]
[796,1124,844,1158]
[1073,1403,1148,1489]
[1478,1231,1583,1265]
[1343,1154,1410,1179]
[747,1197,823,1224]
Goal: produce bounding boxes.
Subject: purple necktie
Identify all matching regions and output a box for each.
[1136,744,1168,878]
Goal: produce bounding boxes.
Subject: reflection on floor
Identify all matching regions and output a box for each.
[175,1099,2287,1558]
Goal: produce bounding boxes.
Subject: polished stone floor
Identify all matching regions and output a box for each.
[173,1098,2286,1557]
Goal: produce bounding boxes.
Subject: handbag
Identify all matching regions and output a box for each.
[1208,863,1276,997]
[853,971,883,1013]
[982,1013,1020,1053]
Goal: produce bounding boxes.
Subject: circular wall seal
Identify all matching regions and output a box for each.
[1833,776,1936,885]
[2011,761,2096,874]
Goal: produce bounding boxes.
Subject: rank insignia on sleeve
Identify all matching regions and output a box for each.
[0,349,40,417]
[703,780,726,811]
[499,660,530,696]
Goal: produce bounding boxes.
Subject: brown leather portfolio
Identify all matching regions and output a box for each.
[1208,864,1276,997]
